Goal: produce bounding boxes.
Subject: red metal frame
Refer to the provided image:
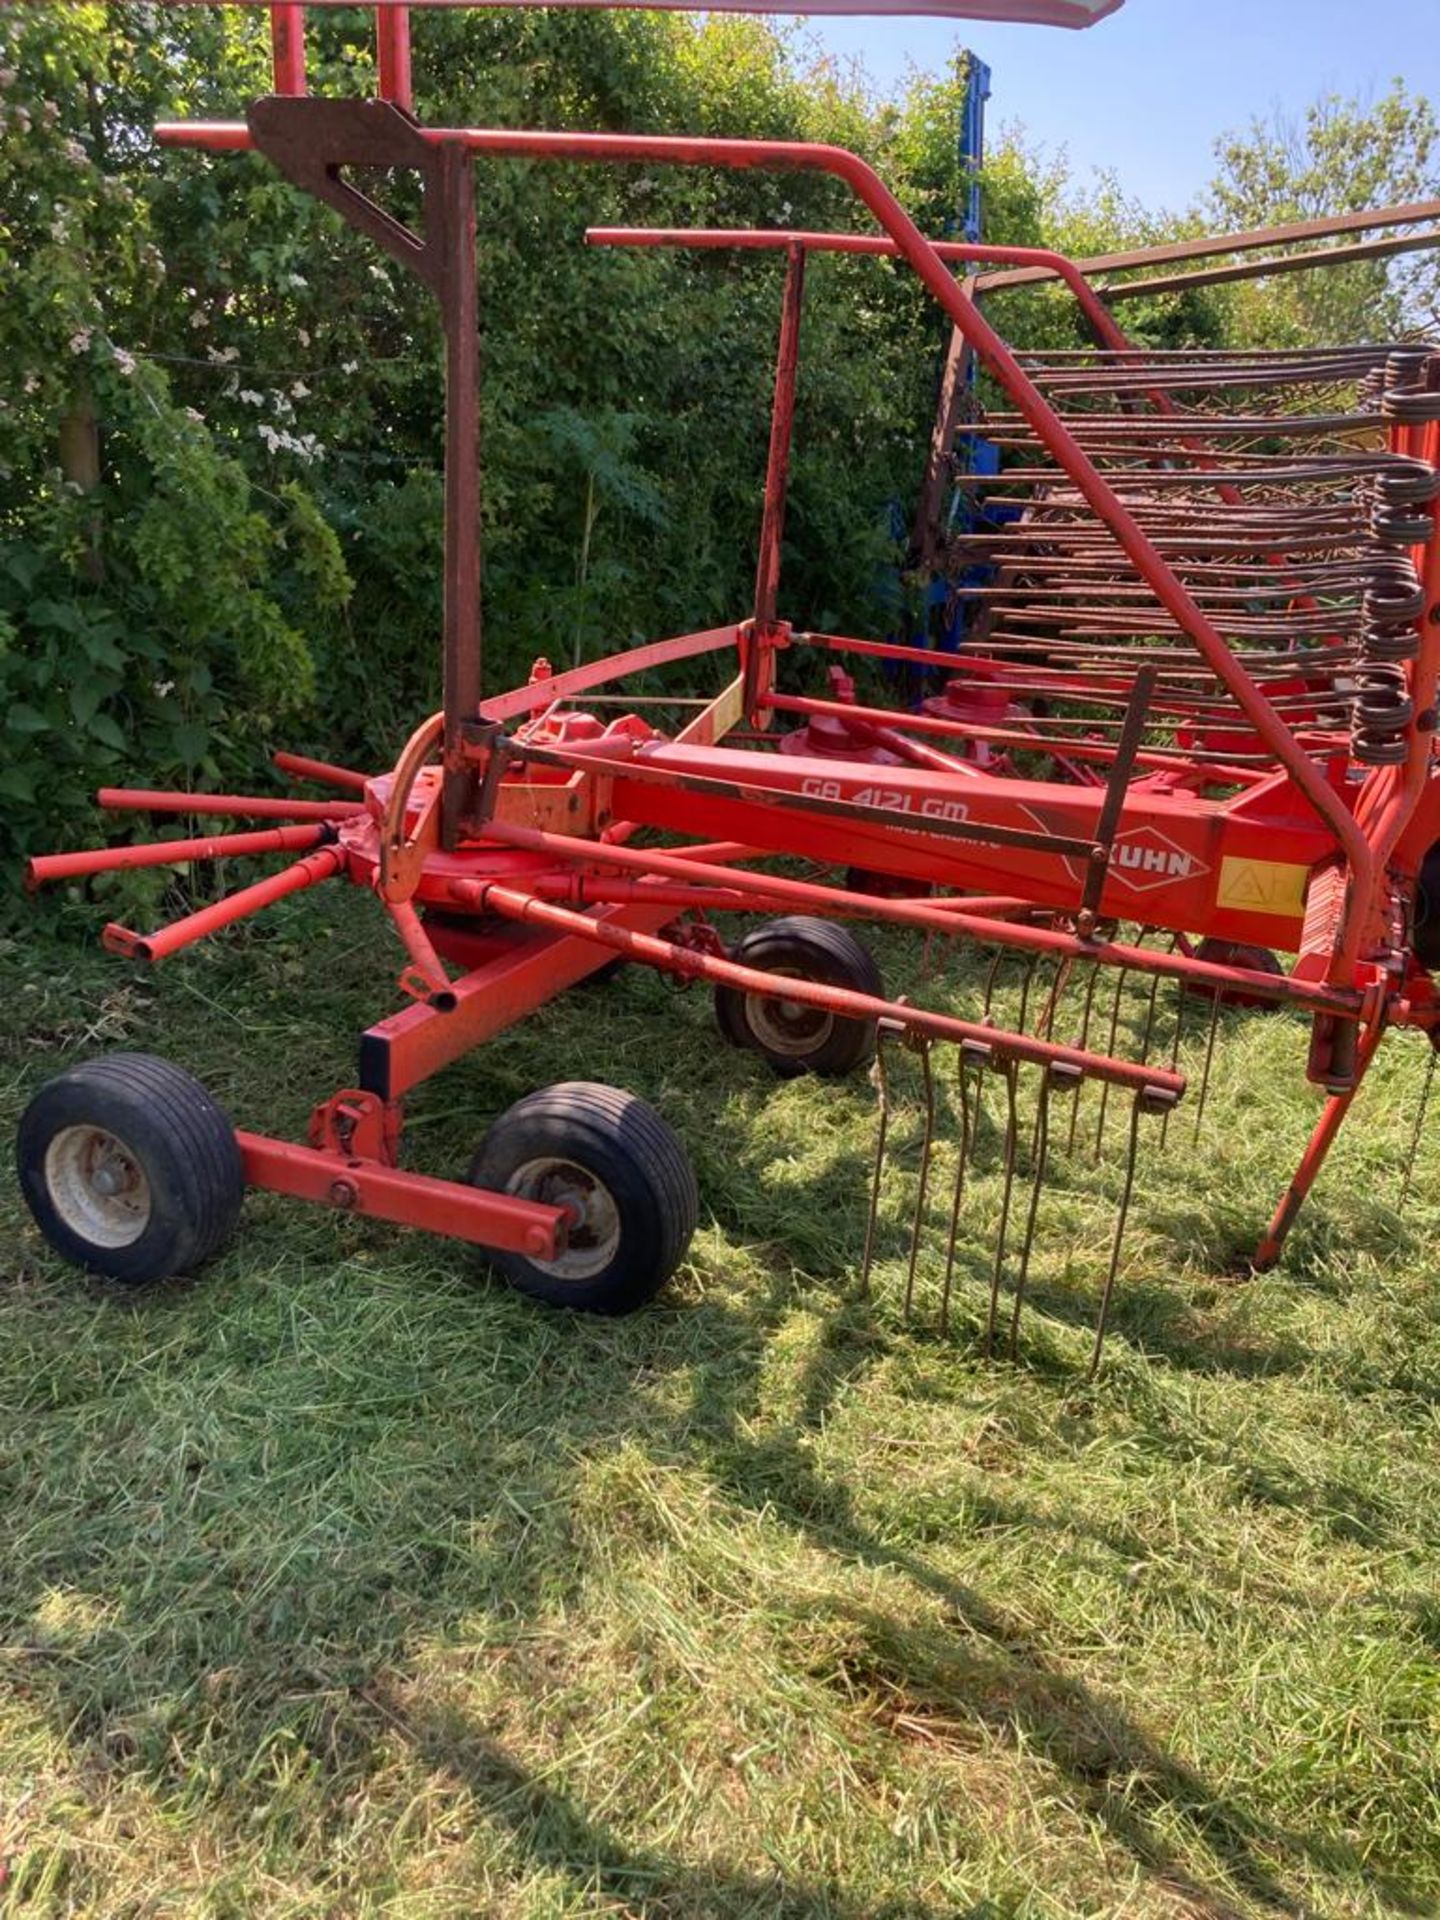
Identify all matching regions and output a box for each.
[23,6,1440,1292]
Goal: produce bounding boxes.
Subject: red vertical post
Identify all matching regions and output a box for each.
[752,241,806,635]
[434,140,482,847]
[375,5,414,111]
[269,3,307,95]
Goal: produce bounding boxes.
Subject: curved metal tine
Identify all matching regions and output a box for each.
[1093,965,1130,1164]
[1161,981,1185,1151]
[1192,986,1224,1143]
[982,946,1008,1020]
[1067,964,1102,1155]
[1035,957,1073,1043]
[1398,1043,1438,1209]
[1016,950,1043,1035]
[985,1059,1021,1358]
[1009,1065,1060,1360]
[939,1042,983,1337]
[903,1038,938,1322]
[1089,1093,1146,1380]
[859,1030,893,1299]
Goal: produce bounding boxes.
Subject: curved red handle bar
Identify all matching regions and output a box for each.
[154,115,1375,975]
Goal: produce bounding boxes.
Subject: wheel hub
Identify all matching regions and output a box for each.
[44,1125,152,1248]
[506,1156,621,1280]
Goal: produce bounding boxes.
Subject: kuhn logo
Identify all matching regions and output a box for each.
[1107,826,1208,894]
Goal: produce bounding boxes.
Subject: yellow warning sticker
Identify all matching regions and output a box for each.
[1216,856,1308,919]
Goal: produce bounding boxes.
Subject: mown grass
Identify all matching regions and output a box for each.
[2,886,1439,1918]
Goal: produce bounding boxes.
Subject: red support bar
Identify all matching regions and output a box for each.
[477,817,1364,1018]
[26,822,329,890]
[273,749,370,792]
[98,787,365,822]
[463,877,1186,1099]
[270,3,307,95]
[375,4,414,111]
[237,1130,564,1259]
[103,844,345,962]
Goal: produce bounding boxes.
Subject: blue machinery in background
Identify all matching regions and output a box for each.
[888,50,1000,663]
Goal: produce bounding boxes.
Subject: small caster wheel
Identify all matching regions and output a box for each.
[16,1052,244,1285]
[1183,937,1285,1011]
[715,915,883,1077]
[469,1081,698,1315]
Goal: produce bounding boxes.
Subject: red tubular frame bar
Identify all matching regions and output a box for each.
[154,117,1381,982]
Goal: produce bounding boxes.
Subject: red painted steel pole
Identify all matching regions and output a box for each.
[98,788,365,822]
[269,3,306,94]
[753,241,805,634]
[463,877,1185,1099]
[375,4,413,110]
[1252,1013,1387,1268]
[26,822,329,889]
[477,817,1363,1017]
[236,1130,564,1258]
[273,749,370,792]
[104,844,345,962]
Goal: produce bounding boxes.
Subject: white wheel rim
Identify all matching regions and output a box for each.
[745,967,834,1058]
[44,1124,152,1249]
[507,1156,621,1281]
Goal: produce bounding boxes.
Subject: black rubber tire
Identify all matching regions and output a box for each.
[714,915,883,1077]
[16,1052,244,1286]
[1183,936,1285,1011]
[469,1081,698,1315]
[1415,841,1440,973]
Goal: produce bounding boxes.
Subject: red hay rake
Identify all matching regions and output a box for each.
[18,4,1440,1371]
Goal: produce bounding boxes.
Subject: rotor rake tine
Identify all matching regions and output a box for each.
[1089,1092,1148,1380]
[985,1060,1021,1358]
[1093,967,1130,1164]
[1160,985,1185,1151]
[982,947,1007,1020]
[1035,957,1073,1044]
[939,1042,984,1338]
[902,1038,938,1322]
[1398,1043,1438,1210]
[1016,951,1043,1035]
[1067,965,1101,1156]
[1006,1065,1072,1360]
[859,1030,893,1300]
[1193,987,1224,1144]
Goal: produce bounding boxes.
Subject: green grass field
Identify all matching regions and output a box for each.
[2,889,1439,1918]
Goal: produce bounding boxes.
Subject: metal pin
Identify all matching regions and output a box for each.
[1161,984,1185,1150]
[1035,957,1073,1042]
[985,1060,1021,1357]
[1016,951,1042,1035]
[1008,1068,1056,1359]
[1193,987,1223,1142]
[1398,1044,1437,1209]
[1089,1093,1146,1379]
[903,1038,937,1321]
[1093,968,1129,1162]
[939,1044,982,1337]
[1067,966,1101,1155]
[859,1034,892,1299]
[982,947,1007,1019]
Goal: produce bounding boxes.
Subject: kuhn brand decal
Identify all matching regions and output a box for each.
[1100,825,1210,894]
[799,777,969,825]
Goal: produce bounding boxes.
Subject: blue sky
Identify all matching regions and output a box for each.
[797,0,1440,214]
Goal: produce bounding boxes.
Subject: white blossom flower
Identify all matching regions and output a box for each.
[297,328,310,348]
[63,138,86,165]
[112,347,136,377]
[68,327,92,355]
[153,680,175,698]
[341,360,359,375]
[12,105,31,134]
[238,389,263,406]
[290,380,310,400]
[205,344,239,364]
[23,373,39,394]
[189,309,209,329]
[184,407,204,424]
